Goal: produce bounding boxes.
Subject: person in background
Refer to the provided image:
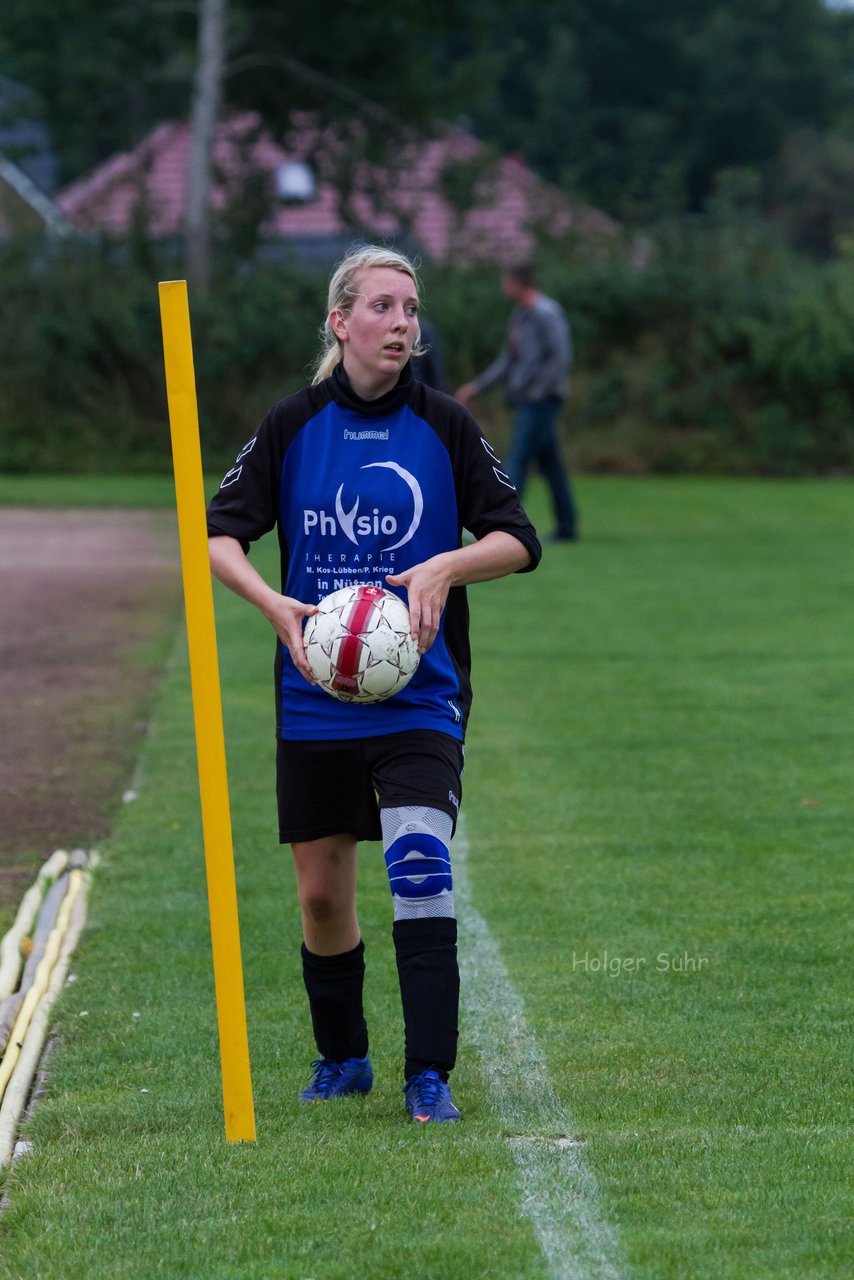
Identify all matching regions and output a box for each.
[411,316,446,392]
[456,263,578,542]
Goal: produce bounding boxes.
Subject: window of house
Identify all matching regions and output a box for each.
[275,162,316,203]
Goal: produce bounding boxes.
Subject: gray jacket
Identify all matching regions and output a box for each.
[471,293,572,404]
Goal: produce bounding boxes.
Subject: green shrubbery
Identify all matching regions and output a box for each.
[562,215,854,475]
[3,215,854,474]
[0,238,321,473]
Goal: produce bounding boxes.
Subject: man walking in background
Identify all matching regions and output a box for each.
[456,263,578,542]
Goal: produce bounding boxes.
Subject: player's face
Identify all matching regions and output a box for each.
[330,266,420,399]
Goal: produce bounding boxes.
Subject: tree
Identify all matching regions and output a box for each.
[766,128,854,256]
[2,0,853,230]
[0,0,194,183]
[185,0,227,294]
[0,0,467,185]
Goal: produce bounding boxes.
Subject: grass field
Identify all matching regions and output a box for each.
[0,476,852,1279]
[0,474,178,508]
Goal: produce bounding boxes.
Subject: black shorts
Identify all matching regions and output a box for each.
[276,730,464,844]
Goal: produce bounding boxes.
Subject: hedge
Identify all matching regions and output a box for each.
[2,216,853,475]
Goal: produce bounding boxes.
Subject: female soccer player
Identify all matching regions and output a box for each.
[207,245,541,1122]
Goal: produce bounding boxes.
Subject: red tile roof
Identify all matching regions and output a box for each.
[56,111,617,263]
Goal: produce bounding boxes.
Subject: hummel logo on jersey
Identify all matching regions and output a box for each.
[220,436,257,488]
[480,437,515,490]
[303,461,424,553]
[344,428,389,441]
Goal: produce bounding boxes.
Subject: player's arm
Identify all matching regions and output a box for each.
[386,530,530,653]
[455,348,509,405]
[209,535,316,683]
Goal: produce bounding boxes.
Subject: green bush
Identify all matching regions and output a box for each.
[2,218,854,475]
[536,212,854,474]
[0,239,322,474]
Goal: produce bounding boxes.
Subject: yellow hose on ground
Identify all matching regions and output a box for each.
[0,881,90,1169]
[0,870,83,1106]
[0,851,69,1001]
[0,994,24,1056]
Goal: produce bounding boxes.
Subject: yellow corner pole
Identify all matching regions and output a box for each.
[158,280,256,1144]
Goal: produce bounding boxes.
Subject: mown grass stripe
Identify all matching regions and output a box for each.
[454,816,626,1280]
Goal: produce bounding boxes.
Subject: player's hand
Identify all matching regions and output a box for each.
[386,557,453,654]
[455,382,476,406]
[264,595,318,684]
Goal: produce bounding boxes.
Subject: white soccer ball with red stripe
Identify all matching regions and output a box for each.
[303,585,421,703]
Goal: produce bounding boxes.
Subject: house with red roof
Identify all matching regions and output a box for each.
[55,111,617,265]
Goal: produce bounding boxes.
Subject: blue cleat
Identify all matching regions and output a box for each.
[300,1055,373,1102]
[403,1069,461,1123]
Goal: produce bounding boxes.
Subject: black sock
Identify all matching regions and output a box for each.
[301,939,369,1062]
[393,917,459,1082]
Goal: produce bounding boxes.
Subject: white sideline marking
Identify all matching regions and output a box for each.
[454,818,626,1280]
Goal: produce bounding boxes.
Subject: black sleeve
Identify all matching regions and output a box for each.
[453,407,542,573]
[206,408,282,553]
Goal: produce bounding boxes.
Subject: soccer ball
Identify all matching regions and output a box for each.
[303,585,421,703]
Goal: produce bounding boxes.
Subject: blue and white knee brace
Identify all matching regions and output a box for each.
[381,806,455,921]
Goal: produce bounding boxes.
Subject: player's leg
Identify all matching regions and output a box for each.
[370,731,463,1122]
[505,403,537,496]
[278,740,379,1100]
[532,399,577,540]
[382,805,460,1093]
[291,834,372,1098]
[292,832,359,956]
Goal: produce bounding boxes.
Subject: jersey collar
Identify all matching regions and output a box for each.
[330,361,413,416]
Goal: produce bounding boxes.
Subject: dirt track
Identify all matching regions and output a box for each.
[0,509,180,912]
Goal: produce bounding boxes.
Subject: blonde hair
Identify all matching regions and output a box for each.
[312,244,424,384]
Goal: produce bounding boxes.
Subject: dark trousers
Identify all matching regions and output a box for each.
[506,399,577,539]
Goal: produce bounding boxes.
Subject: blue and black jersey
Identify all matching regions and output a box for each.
[207,362,541,742]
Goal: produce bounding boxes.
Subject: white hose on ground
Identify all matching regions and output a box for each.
[19,874,71,990]
[0,870,84,1108]
[0,869,72,1053]
[0,851,69,1001]
[0,876,91,1169]
[0,994,24,1057]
